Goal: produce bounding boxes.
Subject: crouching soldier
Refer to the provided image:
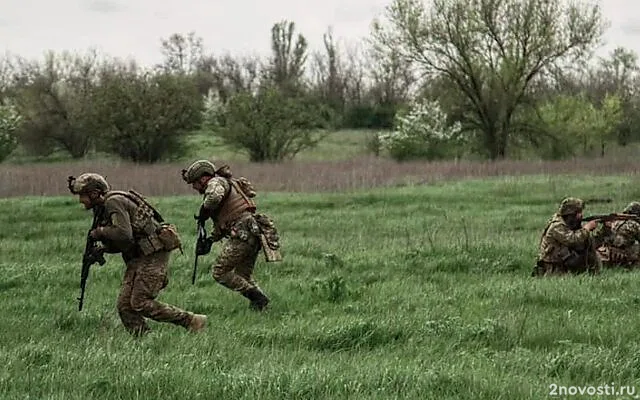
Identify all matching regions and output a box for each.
[597,201,640,269]
[68,173,207,336]
[181,160,282,311]
[533,197,610,277]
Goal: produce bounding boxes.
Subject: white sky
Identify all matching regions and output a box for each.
[1,0,639,66]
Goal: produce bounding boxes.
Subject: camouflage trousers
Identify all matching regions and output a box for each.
[117,251,194,335]
[533,249,601,277]
[212,225,264,296]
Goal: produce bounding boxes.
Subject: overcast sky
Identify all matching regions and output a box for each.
[2,0,640,66]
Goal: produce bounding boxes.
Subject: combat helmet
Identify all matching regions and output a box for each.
[558,197,584,216]
[67,173,110,195]
[182,160,216,184]
[623,201,640,216]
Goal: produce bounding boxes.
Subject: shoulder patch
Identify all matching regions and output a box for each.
[206,177,229,197]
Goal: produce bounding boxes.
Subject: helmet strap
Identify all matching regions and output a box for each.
[88,190,105,204]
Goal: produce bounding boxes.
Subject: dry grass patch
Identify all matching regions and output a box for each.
[2,156,640,197]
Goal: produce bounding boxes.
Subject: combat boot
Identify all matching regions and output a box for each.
[243,288,270,311]
[188,313,207,332]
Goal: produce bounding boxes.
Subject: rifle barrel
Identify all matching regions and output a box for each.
[192,257,198,285]
[583,213,639,222]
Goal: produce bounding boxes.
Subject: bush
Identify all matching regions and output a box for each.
[95,71,203,163]
[343,103,398,129]
[379,99,462,161]
[206,86,335,162]
[0,103,21,162]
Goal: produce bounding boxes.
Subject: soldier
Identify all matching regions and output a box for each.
[597,201,640,268]
[181,160,281,311]
[533,197,611,277]
[68,173,207,336]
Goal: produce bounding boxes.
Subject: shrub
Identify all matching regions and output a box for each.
[0,102,22,162]
[379,99,462,161]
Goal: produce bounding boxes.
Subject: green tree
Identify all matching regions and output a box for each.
[0,102,21,162]
[371,0,606,159]
[595,47,640,145]
[95,69,203,163]
[208,86,334,162]
[537,93,622,158]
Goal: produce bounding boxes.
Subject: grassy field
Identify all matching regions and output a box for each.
[3,174,640,399]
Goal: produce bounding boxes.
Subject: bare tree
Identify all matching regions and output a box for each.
[310,27,348,111]
[266,20,308,93]
[199,54,263,102]
[10,50,105,157]
[343,43,368,105]
[159,32,204,74]
[367,44,417,107]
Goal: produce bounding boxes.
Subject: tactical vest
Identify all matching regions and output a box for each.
[104,190,181,256]
[214,178,257,231]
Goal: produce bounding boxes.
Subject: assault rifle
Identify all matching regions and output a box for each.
[192,214,213,285]
[78,210,106,311]
[583,213,640,223]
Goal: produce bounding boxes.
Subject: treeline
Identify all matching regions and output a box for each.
[1,0,639,163]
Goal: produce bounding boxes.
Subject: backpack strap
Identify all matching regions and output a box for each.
[128,189,165,223]
[105,189,165,223]
[228,178,252,204]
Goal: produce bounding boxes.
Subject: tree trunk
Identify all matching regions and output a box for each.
[483,125,504,160]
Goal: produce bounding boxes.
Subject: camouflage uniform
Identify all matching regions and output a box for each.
[68,173,206,336]
[182,160,281,311]
[598,202,640,268]
[533,197,609,277]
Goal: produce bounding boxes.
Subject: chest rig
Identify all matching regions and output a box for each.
[102,190,181,256]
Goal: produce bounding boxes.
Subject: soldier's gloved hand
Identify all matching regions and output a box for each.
[195,236,214,256]
[583,220,598,231]
[88,244,107,266]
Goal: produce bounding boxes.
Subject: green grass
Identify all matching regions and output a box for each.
[5,129,377,164]
[3,174,640,399]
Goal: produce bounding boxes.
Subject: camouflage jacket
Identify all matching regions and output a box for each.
[610,219,640,249]
[537,214,609,263]
[92,192,164,259]
[605,219,640,262]
[202,177,231,212]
